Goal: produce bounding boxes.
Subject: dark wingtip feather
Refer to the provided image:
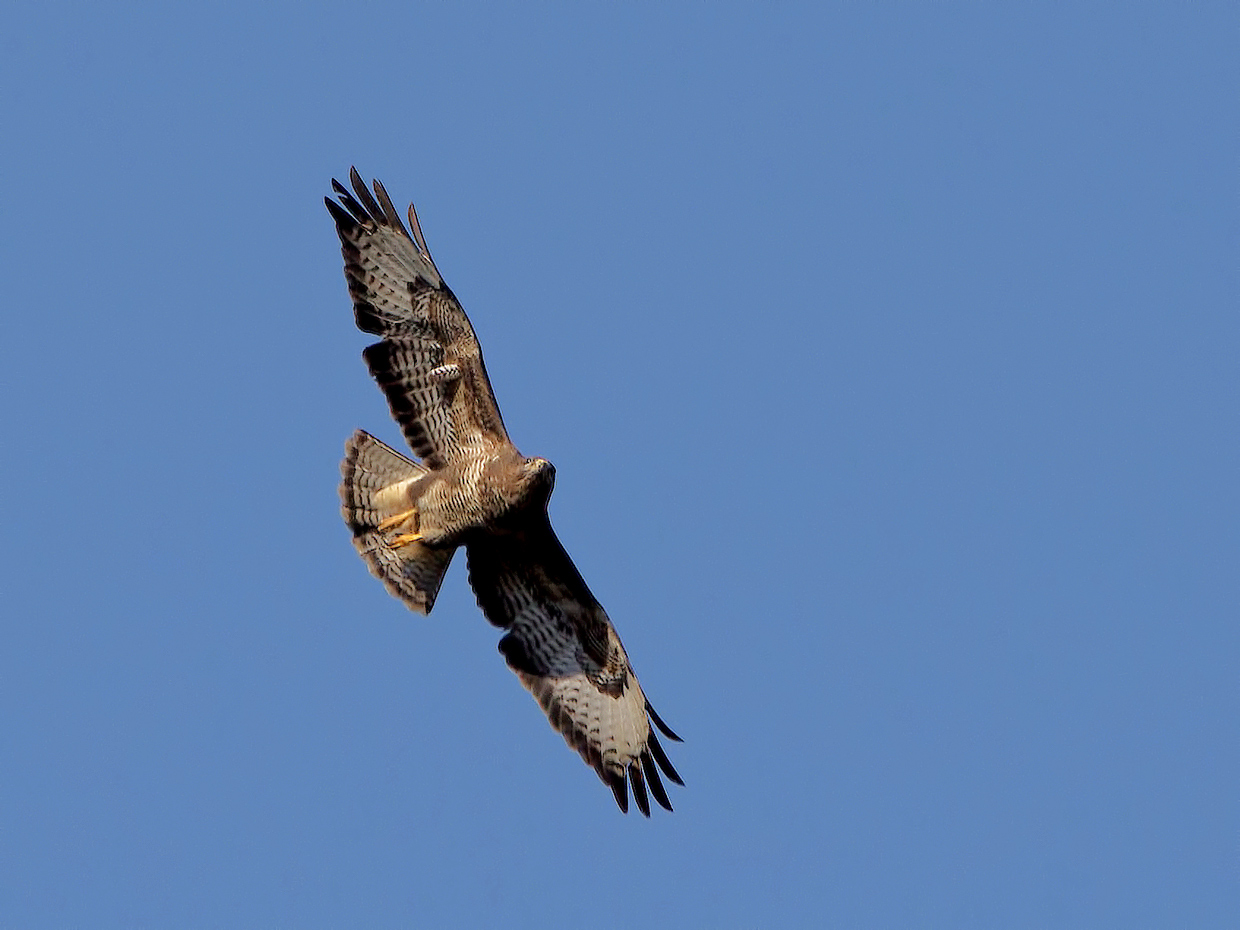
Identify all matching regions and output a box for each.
[406,201,436,266]
[646,700,683,742]
[629,763,651,817]
[349,166,381,220]
[371,178,413,240]
[333,191,374,227]
[641,752,673,812]
[647,729,684,787]
[325,196,357,230]
[607,771,629,814]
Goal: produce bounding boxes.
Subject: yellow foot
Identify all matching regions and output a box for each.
[376,509,417,532]
[389,532,423,548]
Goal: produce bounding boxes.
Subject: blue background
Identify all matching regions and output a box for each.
[2,3,1235,926]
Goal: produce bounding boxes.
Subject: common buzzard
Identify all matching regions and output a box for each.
[327,170,683,815]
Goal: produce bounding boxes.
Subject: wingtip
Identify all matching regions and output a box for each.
[629,763,652,817]
[607,772,629,814]
[646,700,683,743]
[647,729,684,787]
[641,751,673,812]
[324,195,354,228]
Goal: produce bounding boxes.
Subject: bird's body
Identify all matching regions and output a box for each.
[328,170,682,815]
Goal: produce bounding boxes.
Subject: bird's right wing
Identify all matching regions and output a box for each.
[327,169,509,469]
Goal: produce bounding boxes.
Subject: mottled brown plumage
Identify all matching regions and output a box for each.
[329,170,682,815]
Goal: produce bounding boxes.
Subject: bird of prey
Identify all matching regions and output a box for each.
[327,170,683,815]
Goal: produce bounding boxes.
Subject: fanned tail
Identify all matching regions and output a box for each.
[340,430,455,613]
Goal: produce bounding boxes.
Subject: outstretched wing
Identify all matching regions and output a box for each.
[466,521,684,816]
[327,169,509,469]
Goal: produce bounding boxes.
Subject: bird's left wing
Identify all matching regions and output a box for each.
[465,521,683,816]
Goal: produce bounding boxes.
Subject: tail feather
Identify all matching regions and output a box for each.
[340,430,455,613]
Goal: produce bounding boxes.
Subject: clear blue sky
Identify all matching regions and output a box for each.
[2,3,1235,927]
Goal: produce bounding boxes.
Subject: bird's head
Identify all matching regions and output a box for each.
[520,456,556,505]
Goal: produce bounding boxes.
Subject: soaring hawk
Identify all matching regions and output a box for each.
[327,170,683,815]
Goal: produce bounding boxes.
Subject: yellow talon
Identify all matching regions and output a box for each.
[389,532,423,548]
[376,509,417,532]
